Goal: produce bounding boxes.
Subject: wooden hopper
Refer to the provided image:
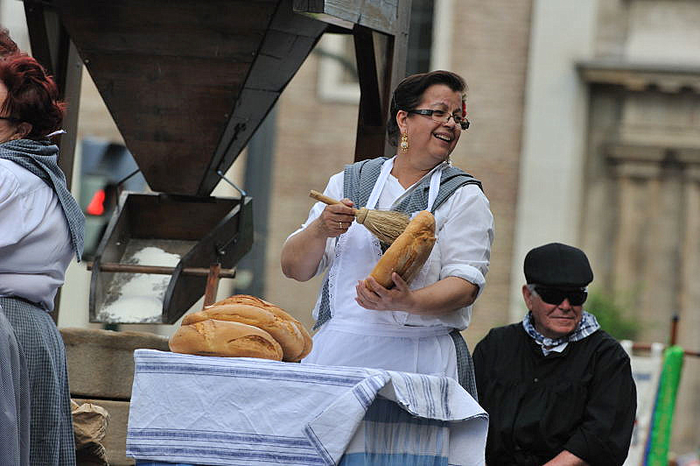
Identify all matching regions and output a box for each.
[21,0,411,323]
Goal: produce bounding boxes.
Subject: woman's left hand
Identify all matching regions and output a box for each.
[355,273,415,312]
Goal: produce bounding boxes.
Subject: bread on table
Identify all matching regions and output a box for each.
[368,210,436,288]
[183,303,306,362]
[169,294,313,362]
[168,319,283,361]
[208,295,313,361]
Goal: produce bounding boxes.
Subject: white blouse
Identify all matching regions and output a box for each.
[289,165,495,330]
[0,159,74,311]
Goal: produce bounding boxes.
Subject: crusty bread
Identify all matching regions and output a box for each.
[208,295,313,361]
[368,210,436,288]
[185,302,307,362]
[169,319,283,360]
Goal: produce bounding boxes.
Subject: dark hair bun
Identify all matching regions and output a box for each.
[0,54,65,139]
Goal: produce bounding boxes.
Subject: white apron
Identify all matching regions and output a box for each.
[303,158,458,380]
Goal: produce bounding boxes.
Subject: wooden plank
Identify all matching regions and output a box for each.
[382,0,411,156]
[22,2,53,74]
[354,26,385,158]
[124,195,238,240]
[80,54,248,194]
[91,263,235,278]
[202,0,326,194]
[247,34,319,90]
[54,40,82,187]
[203,88,279,195]
[50,0,280,196]
[164,197,253,323]
[203,264,222,308]
[23,4,82,189]
[294,0,398,35]
[351,0,411,160]
[23,4,84,323]
[53,0,277,58]
[354,27,385,126]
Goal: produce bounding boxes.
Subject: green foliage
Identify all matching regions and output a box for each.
[586,290,641,341]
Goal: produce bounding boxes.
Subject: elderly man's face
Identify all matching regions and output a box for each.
[522,285,584,339]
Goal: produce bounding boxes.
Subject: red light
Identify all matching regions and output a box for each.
[86,189,106,216]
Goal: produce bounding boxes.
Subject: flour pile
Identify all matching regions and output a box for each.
[97,246,181,323]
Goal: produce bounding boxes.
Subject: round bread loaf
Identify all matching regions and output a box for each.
[209,295,313,361]
[185,302,307,362]
[368,210,436,288]
[169,319,283,360]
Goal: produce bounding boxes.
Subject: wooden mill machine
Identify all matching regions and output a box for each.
[21,0,413,325]
[18,2,413,462]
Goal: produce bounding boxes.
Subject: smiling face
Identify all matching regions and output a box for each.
[522,285,584,339]
[396,83,463,167]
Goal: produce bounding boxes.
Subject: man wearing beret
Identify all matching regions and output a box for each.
[473,243,636,466]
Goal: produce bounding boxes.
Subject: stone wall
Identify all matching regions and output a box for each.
[582,0,700,453]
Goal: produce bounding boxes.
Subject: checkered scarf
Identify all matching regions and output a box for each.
[522,310,600,348]
[0,138,85,261]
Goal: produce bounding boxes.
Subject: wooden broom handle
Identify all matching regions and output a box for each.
[309,190,358,213]
[309,190,340,205]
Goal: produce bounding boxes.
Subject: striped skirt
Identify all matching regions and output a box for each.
[0,297,76,466]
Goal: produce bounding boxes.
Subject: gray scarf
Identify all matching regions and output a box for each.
[0,138,85,261]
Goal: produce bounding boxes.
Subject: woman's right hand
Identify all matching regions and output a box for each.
[281,197,355,281]
[314,198,355,238]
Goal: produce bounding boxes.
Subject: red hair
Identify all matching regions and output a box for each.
[0,27,19,56]
[0,54,65,139]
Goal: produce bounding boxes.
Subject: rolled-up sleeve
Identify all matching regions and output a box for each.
[436,184,494,295]
[285,172,345,277]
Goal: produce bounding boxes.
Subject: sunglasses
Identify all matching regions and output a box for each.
[533,286,587,306]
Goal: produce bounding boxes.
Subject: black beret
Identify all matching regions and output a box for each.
[524,242,593,288]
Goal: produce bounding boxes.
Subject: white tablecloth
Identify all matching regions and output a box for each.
[126,349,488,465]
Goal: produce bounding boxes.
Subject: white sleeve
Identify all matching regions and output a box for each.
[0,165,28,248]
[436,183,495,295]
[285,171,345,277]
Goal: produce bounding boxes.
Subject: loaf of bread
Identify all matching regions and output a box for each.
[183,302,307,362]
[209,295,312,361]
[169,319,283,360]
[368,210,436,288]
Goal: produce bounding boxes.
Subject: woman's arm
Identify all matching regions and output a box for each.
[280,198,354,281]
[356,184,493,315]
[356,273,478,315]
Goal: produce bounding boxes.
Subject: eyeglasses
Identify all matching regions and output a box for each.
[533,285,588,306]
[0,116,20,122]
[408,109,470,130]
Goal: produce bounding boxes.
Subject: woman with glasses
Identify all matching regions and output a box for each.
[0,53,84,465]
[281,70,494,397]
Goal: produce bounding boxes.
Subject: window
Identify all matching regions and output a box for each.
[406,0,435,75]
[317,0,448,102]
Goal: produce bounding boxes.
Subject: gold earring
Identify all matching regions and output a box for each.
[400,132,409,152]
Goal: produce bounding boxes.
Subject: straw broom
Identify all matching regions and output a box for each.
[309,190,410,244]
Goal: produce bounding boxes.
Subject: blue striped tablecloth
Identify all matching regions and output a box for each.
[127,349,487,466]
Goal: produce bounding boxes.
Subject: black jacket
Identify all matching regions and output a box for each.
[473,324,636,466]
